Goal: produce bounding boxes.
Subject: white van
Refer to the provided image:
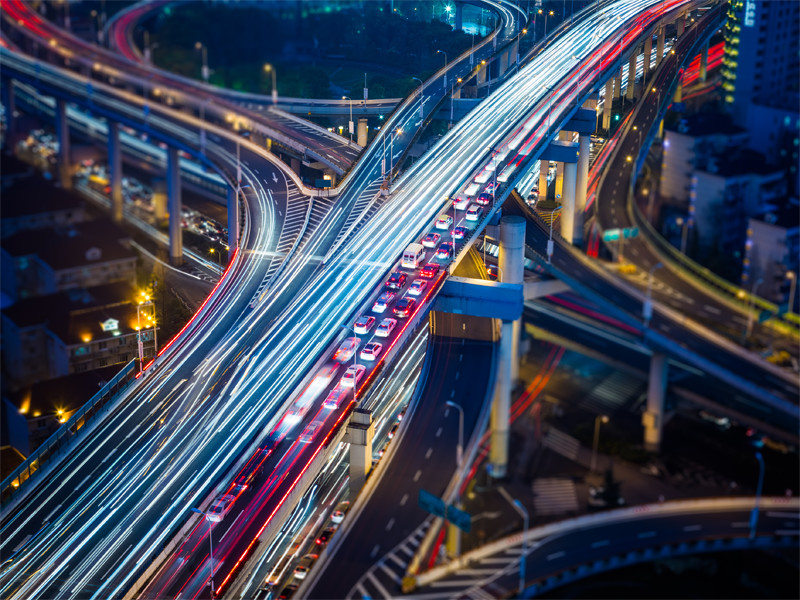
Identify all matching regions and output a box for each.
[401,243,426,269]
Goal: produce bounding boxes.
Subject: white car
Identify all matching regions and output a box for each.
[299,421,323,444]
[408,279,427,296]
[421,232,441,248]
[466,205,483,221]
[353,315,375,335]
[375,318,397,338]
[372,292,396,313]
[453,196,470,210]
[207,494,235,522]
[333,337,360,362]
[360,342,383,361]
[340,364,366,388]
[434,215,453,230]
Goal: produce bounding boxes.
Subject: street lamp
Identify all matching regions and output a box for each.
[342,96,354,144]
[590,414,609,472]
[743,277,763,344]
[501,494,529,595]
[209,247,220,268]
[411,76,424,119]
[194,41,209,84]
[190,507,216,595]
[437,49,448,88]
[544,9,554,38]
[644,262,663,328]
[749,451,765,540]
[445,400,464,469]
[785,271,797,314]
[136,291,157,372]
[263,63,277,105]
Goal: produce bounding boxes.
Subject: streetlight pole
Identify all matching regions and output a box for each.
[445,401,464,469]
[749,452,765,540]
[195,42,209,84]
[744,277,763,343]
[501,494,529,596]
[786,271,797,314]
[437,49,448,88]
[590,415,609,472]
[190,508,215,595]
[342,96,353,144]
[644,262,663,328]
[544,9,554,38]
[411,76,424,119]
[264,64,277,105]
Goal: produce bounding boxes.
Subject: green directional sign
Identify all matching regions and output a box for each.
[602,228,621,242]
[625,227,640,239]
[447,504,472,533]
[418,489,446,519]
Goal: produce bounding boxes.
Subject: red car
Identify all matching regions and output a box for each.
[420,264,440,279]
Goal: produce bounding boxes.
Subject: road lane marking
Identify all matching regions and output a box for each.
[455,372,460,380]
[450,390,455,398]
[413,470,422,482]
[388,553,406,569]
[732,521,749,528]
[13,535,31,552]
[436,427,443,437]
[445,408,450,417]
[704,304,722,314]
[425,448,433,459]
[400,493,408,506]
[767,511,800,519]
[367,572,391,598]
[683,525,702,532]
[74,475,91,491]
[637,531,656,539]
[591,539,610,548]
[101,448,117,463]
[379,563,401,583]
[43,504,62,523]
[399,543,415,556]
[776,529,800,536]
[370,544,380,558]
[547,551,565,560]
[386,518,395,531]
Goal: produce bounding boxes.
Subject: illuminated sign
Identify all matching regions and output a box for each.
[744,0,756,27]
[101,318,119,332]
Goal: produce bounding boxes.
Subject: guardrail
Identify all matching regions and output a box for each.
[0,359,138,509]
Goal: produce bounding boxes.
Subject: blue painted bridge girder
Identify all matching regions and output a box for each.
[433,277,523,320]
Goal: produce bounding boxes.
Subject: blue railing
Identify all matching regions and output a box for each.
[1,359,137,508]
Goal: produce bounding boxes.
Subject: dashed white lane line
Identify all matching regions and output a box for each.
[591,539,610,548]
[414,470,422,482]
[388,552,407,569]
[547,551,566,560]
[400,493,408,506]
[386,518,395,531]
[74,475,91,491]
[436,427,443,437]
[732,521,750,528]
[450,389,456,398]
[425,448,433,459]
[683,524,702,532]
[637,531,656,539]
[370,544,380,558]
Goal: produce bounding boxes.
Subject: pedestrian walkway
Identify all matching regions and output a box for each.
[532,478,579,515]
[542,429,580,460]
[579,371,643,415]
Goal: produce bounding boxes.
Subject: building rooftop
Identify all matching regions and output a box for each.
[1,218,134,271]
[2,282,140,345]
[9,364,126,420]
[669,112,747,138]
[1,174,84,221]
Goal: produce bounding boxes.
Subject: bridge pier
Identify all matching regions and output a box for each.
[643,35,653,82]
[167,146,183,265]
[490,216,525,478]
[613,68,622,103]
[345,408,374,497]
[656,26,665,66]
[152,178,167,222]
[573,133,590,247]
[107,121,123,222]
[626,51,637,101]
[676,14,685,37]
[602,79,613,131]
[555,131,568,199]
[227,185,239,251]
[560,161,578,243]
[538,159,549,202]
[55,98,72,189]
[643,352,668,452]
[357,118,368,147]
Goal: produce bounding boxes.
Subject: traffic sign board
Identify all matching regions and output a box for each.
[446,504,472,533]
[418,489,445,519]
[602,227,639,242]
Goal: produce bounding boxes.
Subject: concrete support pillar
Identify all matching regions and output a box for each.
[325,170,337,188]
[346,408,374,497]
[555,161,564,200]
[614,64,623,101]
[499,215,525,381]
[538,160,549,202]
[560,161,578,244]
[357,118,368,147]
[602,78,613,130]
[673,81,682,103]
[626,52,637,101]
[227,185,239,251]
[477,65,487,86]
[499,50,509,76]
[643,352,667,452]
[490,216,525,478]
[290,157,301,174]
[152,179,167,221]
[167,146,183,265]
[573,134,590,247]
[1,78,15,139]
[699,41,708,83]
[55,98,72,189]
[107,121,123,222]
[676,16,685,37]
[656,27,665,65]
[643,35,653,82]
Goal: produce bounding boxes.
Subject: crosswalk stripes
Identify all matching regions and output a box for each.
[543,429,581,460]
[467,586,496,600]
[579,371,643,415]
[387,552,406,569]
[532,478,579,515]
